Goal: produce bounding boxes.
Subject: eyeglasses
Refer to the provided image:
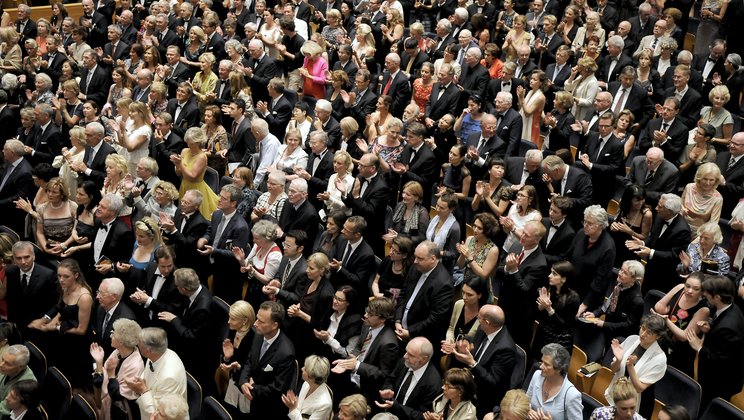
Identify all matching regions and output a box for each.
[333,295,347,302]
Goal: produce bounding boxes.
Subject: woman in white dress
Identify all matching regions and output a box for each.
[110,101,152,176]
[53,126,86,195]
[271,128,309,183]
[258,10,282,59]
[320,151,355,218]
[518,70,548,147]
[282,355,333,420]
[565,57,599,121]
[500,184,542,252]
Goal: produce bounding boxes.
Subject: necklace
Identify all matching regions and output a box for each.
[48,200,65,210]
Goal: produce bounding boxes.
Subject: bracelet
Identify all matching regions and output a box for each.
[467,258,474,264]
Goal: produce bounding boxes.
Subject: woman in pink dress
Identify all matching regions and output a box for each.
[411,62,435,112]
[299,41,329,100]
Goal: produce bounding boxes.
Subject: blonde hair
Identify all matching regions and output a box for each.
[229,300,256,333]
[338,394,370,418]
[499,389,531,419]
[69,126,87,147]
[135,216,162,245]
[105,154,129,179]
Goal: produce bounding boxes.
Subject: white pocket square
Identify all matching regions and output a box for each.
[263,364,274,372]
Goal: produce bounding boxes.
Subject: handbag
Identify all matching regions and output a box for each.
[224,377,251,413]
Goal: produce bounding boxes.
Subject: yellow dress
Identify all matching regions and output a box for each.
[179,149,219,220]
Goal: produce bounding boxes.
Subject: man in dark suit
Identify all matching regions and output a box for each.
[532,16,564,69]
[174,3,202,44]
[71,122,116,189]
[400,38,429,78]
[278,179,321,250]
[154,13,181,59]
[102,25,131,67]
[129,247,186,327]
[267,231,308,308]
[345,69,378,133]
[210,60,233,109]
[506,152,551,214]
[312,100,342,151]
[239,301,296,419]
[329,217,377,297]
[637,97,688,161]
[78,50,112,109]
[160,189,209,279]
[598,36,634,86]
[118,10,139,46]
[330,297,399,406]
[692,39,727,97]
[467,0,497,22]
[575,113,624,207]
[491,94,523,157]
[542,155,594,229]
[0,140,37,235]
[392,123,439,206]
[341,153,390,256]
[81,0,110,48]
[93,277,137,356]
[15,5,37,51]
[157,46,192,99]
[716,132,744,216]
[458,47,490,110]
[627,193,691,294]
[22,104,63,166]
[544,47,571,93]
[297,131,333,212]
[607,67,655,127]
[625,147,679,207]
[513,45,538,81]
[449,305,516,418]
[629,3,656,44]
[659,58,704,93]
[689,276,744,407]
[464,114,508,185]
[542,99,576,154]
[256,78,292,139]
[663,65,702,129]
[197,185,251,303]
[395,241,454,345]
[39,37,67,89]
[425,19,455,62]
[203,17,226,62]
[379,53,412,118]
[158,268,217,394]
[378,337,441,420]
[94,0,116,24]
[485,62,524,110]
[5,241,58,343]
[424,63,460,127]
[540,196,575,264]
[224,99,256,168]
[150,113,186,189]
[166,83,200,138]
[90,194,135,290]
[131,69,154,104]
[495,221,548,349]
[246,38,279,105]
[333,47,358,88]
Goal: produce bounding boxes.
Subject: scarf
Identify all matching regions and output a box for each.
[427,213,457,248]
[392,203,421,235]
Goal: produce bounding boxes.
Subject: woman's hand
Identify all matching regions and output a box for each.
[222,338,235,360]
[282,390,298,411]
[455,241,471,259]
[287,304,301,317]
[679,250,691,269]
[90,342,105,366]
[317,191,331,201]
[610,338,624,361]
[14,197,33,214]
[313,329,331,341]
[116,262,132,273]
[382,229,398,243]
[536,287,551,311]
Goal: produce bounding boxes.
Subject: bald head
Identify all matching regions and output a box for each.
[479,305,505,333]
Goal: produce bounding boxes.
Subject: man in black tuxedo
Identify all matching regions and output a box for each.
[94,0,116,24]
[506,152,551,214]
[659,52,704,92]
[39,37,67,89]
[174,3,202,44]
[131,69,153,104]
[716,132,744,216]
[332,46,358,88]
[210,60,234,109]
[575,113,624,207]
[392,123,438,206]
[689,276,744,407]
[71,122,116,189]
[491,94,523,157]
[424,63,459,127]
[0,141,37,235]
[638,97,688,161]
[157,46,191,99]
[166,83,200,138]
[78,50,112,109]
[663,65,702,129]
[330,297,399,406]
[692,39,726,97]
[464,114,508,185]
[458,47,490,110]
[594,0,618,32]
[224,99,256,168]
[341,153,391,256]
[23,104,63,166]
[89,194,135,291]
[542,155,593,229]
[265,231,308,308]
[615,21,637,56]
[0,92,16,146]
[154,13,181,59]
[400,38,429,78]
[426,19,455,62]
[117,10,138,46]
[203,16,226,62]
[296,131,333,212]
[629,3,656,44]
[329,217,377,297]
[278,179,321,251]
[158,268,217,394]
[467,0,497,22]
[345,69,378,133]
[379,53,412,118]
[540,196,575,264]
[627,193,691,294]
[5,241,58,342]
[246,39,279,105]
[532,16,564,69]
[93,277,137,357]
[81,0,109,48]
[495,221,548,349]
[312,100,342,151]
[239,301,296,419]
[598,36,633,86]
[197,185,251,303]
[513,45,537,81]
[485,62,524,110]
[378,337,441,420]
[625,147,679,206]
[102,25,131,68]
[150,113,185,189]
[395,241,454,345]
[160,189,209,280]
[608,67,655,127]
[15,5,37,51]
[129,247,186,327]
[448,305,516,418]
[256,78,293,139]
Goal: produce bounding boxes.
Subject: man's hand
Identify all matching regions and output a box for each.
[157,311,177,322]
[331,356,358,373]
[125,377,148,395]
[241,378,255,400]
[130,287,150,305]
[394,323,410,341]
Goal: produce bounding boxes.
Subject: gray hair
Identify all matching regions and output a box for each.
[7,345,30,368]
[303,355,331,384]
[608,35,624,49]
[4,139,25,156]
[583,205,609,229]
[35,73,52,90]
[525,149,543,162]
[697,221,723,244]
[17,4,31,14]
[2,73,18,91]
[267,171,287,186]
[12,241,34,255]
[112,318,142,348]
[660,193,682,214]
[174,268,200,292]
[316,99,332,113]
[623,260,645,282]
[101,277,125,299]
[102,193,124,216]
[309,130,329,145]
[225,39,244,55]
[156,394,189,419]
[289,178,308,193]
[185,189,203,207]
[541,343,570,376]
[87,121,105,137]
[252,118,269,137]
[496,91,513,104]
[437,19,452,32]
[418,240,442,259]
[138,156,159,175]
[108,24,123,35]
[222,184,242,203]
[252,219,278,242]
[454,7,468,20]
[639,2,652,12]
[184,127,207,146]
[467,47,482,59]
[676,50,692,62]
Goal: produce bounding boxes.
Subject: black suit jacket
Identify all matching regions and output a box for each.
[16,19,37,45]
[553,167,593,228]
[505,156,551,212]
[80,65,112,108]
[151,131,185,189]
[273,256,308,307]
[163,210,209,277]
[0,106,17,146]
[698,304,744,402]
[428,34,456,62]
[540,218,575,265]
[659,64,703,92]
[395,263,453,343]
[625,156,679,206]
[95,218,135,271]
[465,132,508,181]
[304,150,334,210]
[379,71,411,117]
[425,82,459,122]
[238,331,296,418]
[330,238,376,296]
[131,84,151,103]
[485,77,524,110]
[41,51,68,87]
[0,158,37,234]
[643,215,691,293]
[470,328,517,416]
[575,133,624,205]
[545,64,571,91]
[608,81,655,127]
[227,117,256,164]
[398,144,438,205]
[246,55,278,104]
[629,15,656,44]
[83,11,109,48]
[458,63,490,107]
[321,117,342,151]
[342,173,390,254]
[166,97,200,138]
[129,263,185,327]
[278,200,320,250]
[716,152,744,216]
[663,87,702,129]
[155,29,181,59]
[598,53,634,84]
[533,33,564,69]
[93,301,137,356]
[347,88,378,132]
[205,32,226,61]
[592,281,644,338]
[5,264,58,335]
[385,362,441,420]
[261,95,293,139]
[542,109,575,153]
[353,324,399,403]
[168,287,215,368]
[81,141,117,189]
[496,108,524,157]
[638,117,688,162]
[163,62,191,98]
[103,41,130,64]
[27,123,63,165]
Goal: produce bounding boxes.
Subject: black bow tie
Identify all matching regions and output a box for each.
[551,224,560,229]
[503,81,511,85]
[708,57,716,62]
[148,361,155,372]
[314,153,322,158]
[495,113,504,118]
[99,224,108,232]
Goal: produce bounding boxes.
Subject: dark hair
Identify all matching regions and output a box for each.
[32,163,58,182]
[336,285,360,314]
[443,368,477,401]
[327,211,348,236]
[474,212,499,239]
[464,277,489,307]
[0,323,15,343]
[699,123,716,139]
[555,148,574,165]
[286,230,308,249]
[468,94,484,113]
[232,98,246,112]
[551,196,572,215]
[550,261,575,292]
[130,43,145,58]
[660,405,691,420]
[76,180,103,215]
[293,101,309,113]
[259,301,285,326]
[619,184,647,218]
[155,246,175,261]
[703,275,736,304]
[391,236,414,273]
[11,380,40,409]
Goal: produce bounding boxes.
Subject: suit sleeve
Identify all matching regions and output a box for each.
[33,132,64,163]
[170,306,211,342]
[355,339,399,382]
[407,278,454,339]
[602,295,643,334]
[252,60,278,86]
[136,372,184,415]
[335,253,376,293]
[472,346,515,396]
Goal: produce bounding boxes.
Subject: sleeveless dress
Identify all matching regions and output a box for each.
[520,90,545,147]
[38,202,76,243]
[376,257,406,301]
[129,242,156,271]
[56,293,93,388]
[463,237,495,286]
[664,288,708,376]
[179,149,219,220]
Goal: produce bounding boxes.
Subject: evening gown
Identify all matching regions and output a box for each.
[179,149,219,220]
[56,294,94,389]
[664,288,708,376]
